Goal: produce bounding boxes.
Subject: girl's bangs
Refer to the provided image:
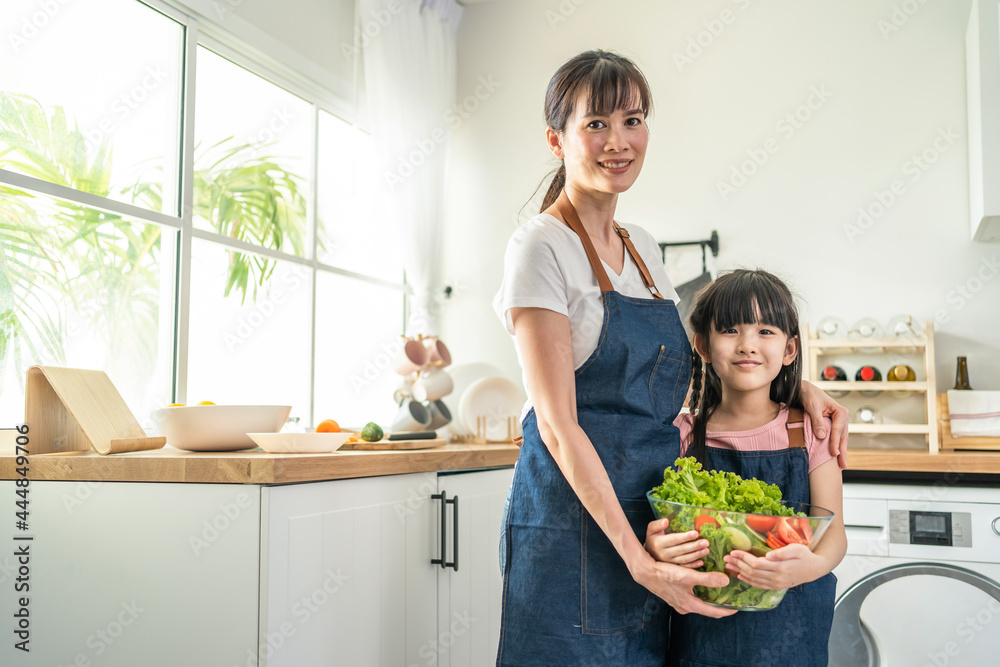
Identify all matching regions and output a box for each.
[710,273,798,334]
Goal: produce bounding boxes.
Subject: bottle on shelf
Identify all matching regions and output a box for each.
[849,318,884,353]
[887,314,920,338]
[816,316,848,339]
[887,364,917,398]
[954,356,973,390]
[855,365,882,397]
[855,405,883,425]
[820,365,849,398]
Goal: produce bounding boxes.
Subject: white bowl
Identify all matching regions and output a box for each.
[247,432,353,453]
[154,405,291,451]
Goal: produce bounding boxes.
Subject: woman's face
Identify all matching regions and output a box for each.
[548,89,648,197]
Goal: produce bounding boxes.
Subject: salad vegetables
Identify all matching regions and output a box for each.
[648,457,816,610]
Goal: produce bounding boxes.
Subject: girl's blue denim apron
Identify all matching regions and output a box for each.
[668,411,837,667]
[497,194,691,666]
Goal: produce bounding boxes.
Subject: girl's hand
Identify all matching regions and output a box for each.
[801,380,849,469]
[723,544,822,590]
[644,518,709,568]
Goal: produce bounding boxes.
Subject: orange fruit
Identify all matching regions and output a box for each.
[197,401,215,406]
[316,419,341,433]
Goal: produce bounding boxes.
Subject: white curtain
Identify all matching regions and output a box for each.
[358,0,462,335]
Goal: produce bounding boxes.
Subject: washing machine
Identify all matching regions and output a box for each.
[829,482,1000,666]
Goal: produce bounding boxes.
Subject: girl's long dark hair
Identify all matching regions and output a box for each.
[687,269,803,463]
[533,50,653,213]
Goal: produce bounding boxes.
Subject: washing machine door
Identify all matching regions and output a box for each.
[830,562,1000,667]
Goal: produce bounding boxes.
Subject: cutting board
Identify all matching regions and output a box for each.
[338,437,446,451]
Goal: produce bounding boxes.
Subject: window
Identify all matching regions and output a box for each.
[0,0,404,431]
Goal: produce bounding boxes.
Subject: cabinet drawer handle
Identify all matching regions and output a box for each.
[431,491,459,571]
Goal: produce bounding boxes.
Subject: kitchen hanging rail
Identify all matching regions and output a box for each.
[658,230,719,265]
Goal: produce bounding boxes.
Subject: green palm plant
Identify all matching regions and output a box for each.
[0,92,308,397]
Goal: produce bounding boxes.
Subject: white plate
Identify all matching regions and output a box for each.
[247,432,353,453]
[441,362,505,436]
[154,405,291,451]
[458,376,524,441]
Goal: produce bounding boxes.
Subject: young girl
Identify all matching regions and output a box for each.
[645,269,847,667]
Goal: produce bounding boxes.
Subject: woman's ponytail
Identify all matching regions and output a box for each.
[540,162,566,212]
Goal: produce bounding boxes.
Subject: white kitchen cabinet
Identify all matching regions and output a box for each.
[0,466,514,667]
[966,0,1000,241]
[433,468,513,667]
[0,480,260,667]
[260,471,440,667]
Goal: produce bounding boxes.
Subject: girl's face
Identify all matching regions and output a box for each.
[695,321,799,398]
[546,89,648,198]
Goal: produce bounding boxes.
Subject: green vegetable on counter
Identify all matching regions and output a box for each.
[360,422,384,442]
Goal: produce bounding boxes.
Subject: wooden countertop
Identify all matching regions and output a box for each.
[846,449,1000,477]
[0,443,520,484]
[4,445,999,484]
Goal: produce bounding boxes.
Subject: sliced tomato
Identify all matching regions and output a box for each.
[776,517,809,545]
[694,514,719,532]
[765,532,786,550]
[746,514,778,533]
[792,517,814,543]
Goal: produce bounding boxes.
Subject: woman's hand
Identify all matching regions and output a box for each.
[644,518,708,568]
[723,544,823,590]
[801,380,849,469]
[630,551,736,617]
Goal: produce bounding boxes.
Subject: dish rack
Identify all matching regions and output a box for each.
[449,416,520,445]
[802,321,938,453]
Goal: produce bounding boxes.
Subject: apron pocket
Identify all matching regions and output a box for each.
[648,344,692,418]
[580,498,653,635]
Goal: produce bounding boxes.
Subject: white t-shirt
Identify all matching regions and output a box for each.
[493,213,680,416]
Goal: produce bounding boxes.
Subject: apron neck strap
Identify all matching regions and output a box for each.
[553,192,664,299]
[785,407,806,449]
[554,193,614,293]
[613,222,665,299]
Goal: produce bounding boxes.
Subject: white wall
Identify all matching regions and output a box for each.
[440,0,1000,394]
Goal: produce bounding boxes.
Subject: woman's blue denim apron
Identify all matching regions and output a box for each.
[668,413,837,667]
[496,194,691,666]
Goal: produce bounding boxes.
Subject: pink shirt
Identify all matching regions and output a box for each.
[674,406,834,473]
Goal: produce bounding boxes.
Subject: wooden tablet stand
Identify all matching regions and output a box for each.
[24,366,166,455]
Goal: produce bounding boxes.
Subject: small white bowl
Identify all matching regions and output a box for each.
[247,432,353,453]
[155,405,291,451]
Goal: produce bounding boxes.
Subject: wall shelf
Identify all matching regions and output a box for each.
[803,321,938,453]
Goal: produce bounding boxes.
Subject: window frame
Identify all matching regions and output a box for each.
[0,0,406,429]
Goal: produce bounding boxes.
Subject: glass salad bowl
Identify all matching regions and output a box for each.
[646,494,836,610]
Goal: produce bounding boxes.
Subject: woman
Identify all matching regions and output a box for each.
[493,50,848,665]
